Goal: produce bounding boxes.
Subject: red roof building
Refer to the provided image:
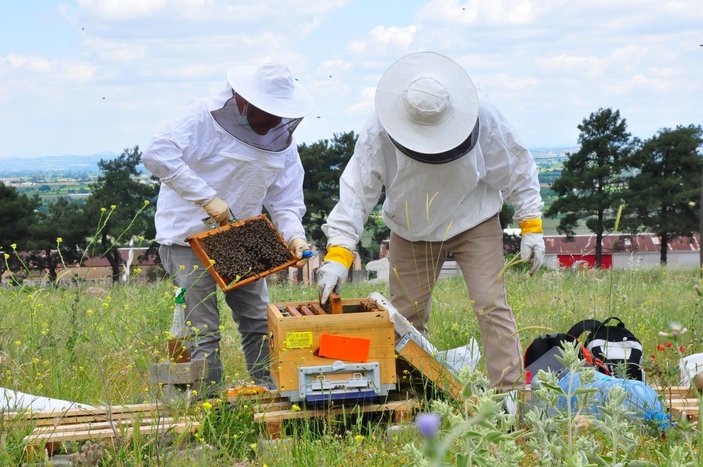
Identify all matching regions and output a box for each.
[544,233,701,269]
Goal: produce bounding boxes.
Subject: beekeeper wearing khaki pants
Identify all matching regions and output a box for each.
[317,52,545,390]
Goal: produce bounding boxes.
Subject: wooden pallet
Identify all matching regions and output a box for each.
[655,386,702,421]
[4,403,200,458]
[228,389,417,438]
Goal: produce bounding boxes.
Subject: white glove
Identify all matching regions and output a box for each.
[203,196,230,226]
[288,238,312,267]
[317,261,349,304]
[520,232,545,275]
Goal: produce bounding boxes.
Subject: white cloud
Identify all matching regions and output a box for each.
[535,55,605,77]
[347,25,417,57]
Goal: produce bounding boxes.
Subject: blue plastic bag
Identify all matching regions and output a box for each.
[557,371,670,428]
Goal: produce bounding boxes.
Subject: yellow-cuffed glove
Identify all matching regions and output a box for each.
[316,246,353,304]
[518,218,545,275]
[203,196,230,226]
[288,238,312,267]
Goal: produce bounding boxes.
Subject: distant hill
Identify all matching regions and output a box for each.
[0,147,576,178]
[0,153,119,177]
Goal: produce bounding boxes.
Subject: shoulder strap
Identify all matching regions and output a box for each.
[566,319,603,340]
[600,316,626,328]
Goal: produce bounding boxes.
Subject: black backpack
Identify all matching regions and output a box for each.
[523,332,598,378]
[566,317,644,381]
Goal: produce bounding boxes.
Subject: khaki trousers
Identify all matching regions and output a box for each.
[388,215,523,389]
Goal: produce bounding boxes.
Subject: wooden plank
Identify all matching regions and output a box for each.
[310,303,327,315]
[669,406,700,419]
[254,399,418,424]
[329,293,342,314]
[285,305,302,317]
[654,386,697,397]
[5,403,163,421]
[396,337,463,400]
[24,419,199,445]
[5,404,169,427]
[28,416,180,435]
[299,306,315,317]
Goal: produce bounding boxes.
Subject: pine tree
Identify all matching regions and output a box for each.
[546,108,633,267]
[624,125,703,264]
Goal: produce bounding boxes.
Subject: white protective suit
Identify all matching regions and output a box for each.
[143,88,307,246]
[143,86,307,389]
[322,93,543,248]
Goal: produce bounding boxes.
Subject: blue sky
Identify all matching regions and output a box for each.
[0,0,701,159]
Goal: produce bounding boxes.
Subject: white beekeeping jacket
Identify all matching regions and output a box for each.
[143,89,306,246]
[322,93,543,250]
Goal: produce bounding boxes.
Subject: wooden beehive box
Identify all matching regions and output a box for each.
[268,297,397,401]
[187,214,297,292]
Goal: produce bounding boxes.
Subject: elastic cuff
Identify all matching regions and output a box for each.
[518,218,543,234]
[324,246,354,269]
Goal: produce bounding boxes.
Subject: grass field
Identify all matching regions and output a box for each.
[1,266,702,465]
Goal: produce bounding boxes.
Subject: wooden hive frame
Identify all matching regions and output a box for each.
[187,214,297,292]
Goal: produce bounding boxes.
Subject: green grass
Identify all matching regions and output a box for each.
[1,267,701,464]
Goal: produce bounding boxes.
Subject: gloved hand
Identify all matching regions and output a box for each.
[317,245,354,303]
[203,196,230,226]
[520,233,545,275]
[317,260,349,305]
[519,218,545,275]
[288,238,312,267]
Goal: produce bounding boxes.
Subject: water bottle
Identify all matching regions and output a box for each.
[167,287,191,363]
[557,371,669,428]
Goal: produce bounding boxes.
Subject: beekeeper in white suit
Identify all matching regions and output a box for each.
[144,63,313,391]
[317,52,545,390]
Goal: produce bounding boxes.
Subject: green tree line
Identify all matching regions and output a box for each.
[2,108,701,284]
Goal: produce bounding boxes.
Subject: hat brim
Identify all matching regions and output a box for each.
[375,52,479,156]
[227,65,313,119]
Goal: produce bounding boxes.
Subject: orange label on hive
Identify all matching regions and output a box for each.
[285,331,313,349]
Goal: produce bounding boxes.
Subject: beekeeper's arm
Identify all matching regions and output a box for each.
[318,121,388,302]
[263,150,311,265]
[143,103,230,224]
[479,99,545,274]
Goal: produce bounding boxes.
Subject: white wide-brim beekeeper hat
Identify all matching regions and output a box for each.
[227,63,314,118]
[375,51,479,164]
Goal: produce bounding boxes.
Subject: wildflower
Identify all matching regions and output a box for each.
[291,404,301,412]
[87,308,94,316]
[670,322,687,337]
[179,264,186,270]
[415,412,441,438]
[110,204,117,210]
[219,325,225,331]
[3,254,8,260]
[689,201,696,207]
[657,345,665,351]
[56,237,63,244]
[100,207,106,212]
[354,434,365,443]
[665,342,672,348]
[250,443,257,452]
[10,243,16,250]
[202,401,212,411]
[209,259,216,266]
[679,345,686,353]
[143,199,150,206]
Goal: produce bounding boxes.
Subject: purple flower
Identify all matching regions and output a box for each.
[415,412,441,438]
